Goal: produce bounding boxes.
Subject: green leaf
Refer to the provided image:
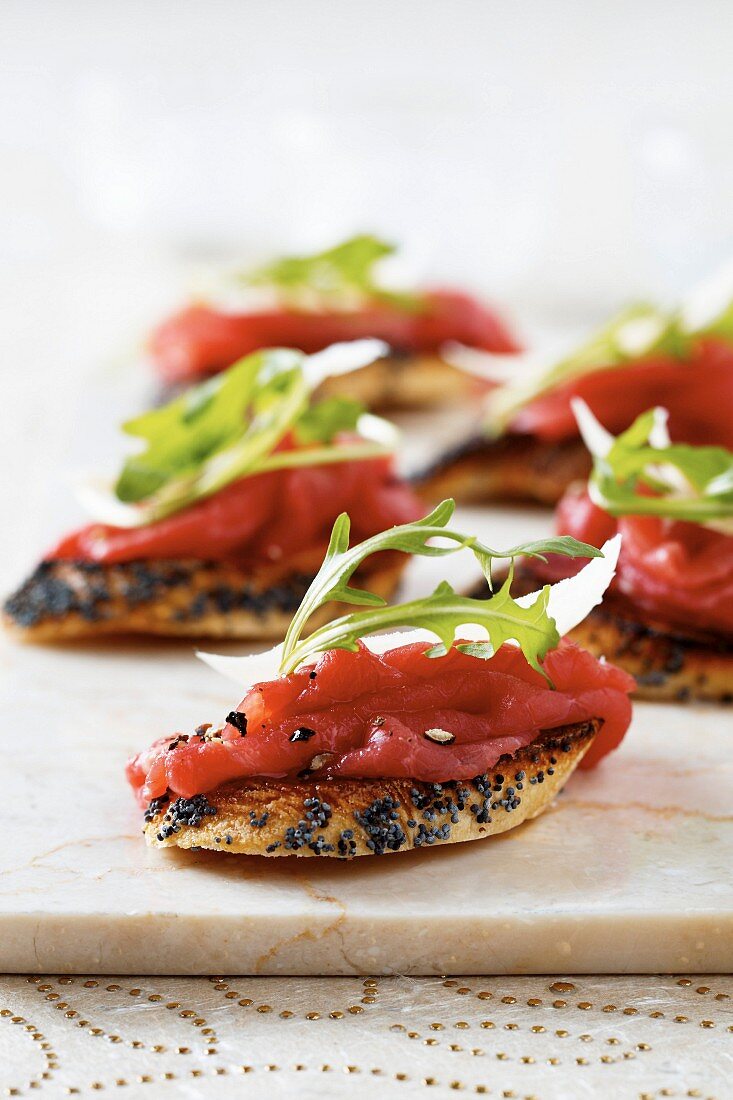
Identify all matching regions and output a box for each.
[698,298,733,344]
[327,512,352,558]
[105,347,393,525]
[578,402,733,530]
[244,234,423,311]
[294,396,364,444]
[473,535,602,589]
[115,349,303,504]
[282,573,560,683]
[279,498,601,676]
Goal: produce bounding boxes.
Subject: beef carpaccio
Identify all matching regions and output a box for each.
[508,336,733,450]
[47,452,421,569]
[152,290,520,385]
[128,638,635,807]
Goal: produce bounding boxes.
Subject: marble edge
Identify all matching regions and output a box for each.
[1,909,731,976]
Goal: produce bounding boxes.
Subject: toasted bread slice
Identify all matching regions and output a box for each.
[316,352,483,410]
[473,571,733,703]
[413,434,591,506]
[141,721,597,858]
[562,604,733,703]
[3,556,404,643]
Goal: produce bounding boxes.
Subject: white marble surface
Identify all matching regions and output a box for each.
[0,581,731,974]
[1,266,732,974]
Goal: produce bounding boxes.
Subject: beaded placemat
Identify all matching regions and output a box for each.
[0,974,729,1098]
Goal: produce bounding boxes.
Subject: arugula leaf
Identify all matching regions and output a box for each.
[486,277,733,437]
[543,303,684,380]
[284,576,559,680]
[486,303,687,434]
[471,534,603,589]
[294,396,363,444]
[244,234,422,311]
[279,498,601,676]
[704,298,733,344]
[97,343,392,526]
[116,349,303,503]
[576,400,733,531]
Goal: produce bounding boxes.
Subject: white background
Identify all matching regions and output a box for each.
[2,0,733,570]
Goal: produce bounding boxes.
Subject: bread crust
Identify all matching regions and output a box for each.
[413,434,591,506]
[316,353,484,410]
[3,557,404,643]
[564,605,733,703]
[141,721,597,858]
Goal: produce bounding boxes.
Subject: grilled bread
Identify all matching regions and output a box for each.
[559,602,733,703]
[413,434,591,507]
[141,720,597,858]
[316,352,484,410]
[3,555,404,643]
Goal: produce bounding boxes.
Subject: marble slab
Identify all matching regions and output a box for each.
[1,516,732,975]
[2,346,732,975]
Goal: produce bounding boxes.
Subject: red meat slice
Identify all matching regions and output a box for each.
[47,454,422,567]
[127,640,634,804]
[510,337,733,449]
[150,290,520,384]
